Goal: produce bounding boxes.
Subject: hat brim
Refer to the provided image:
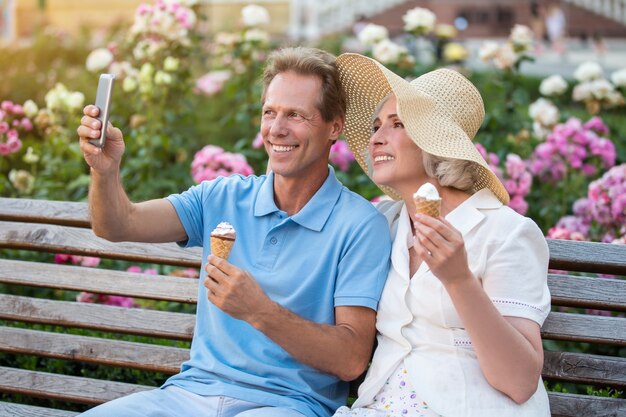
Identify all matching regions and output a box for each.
[337,53,510,205]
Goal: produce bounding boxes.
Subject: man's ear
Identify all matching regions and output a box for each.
[329,116,345,142]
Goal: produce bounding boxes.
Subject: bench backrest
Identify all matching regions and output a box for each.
[0,197,625,417]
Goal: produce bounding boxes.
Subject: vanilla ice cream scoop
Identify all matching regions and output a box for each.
[211,222,236,239]
[210,222,236,259]
[414,182,440,201]
[413,183,442,217]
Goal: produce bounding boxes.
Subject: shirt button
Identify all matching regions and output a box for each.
[270,237,278,245]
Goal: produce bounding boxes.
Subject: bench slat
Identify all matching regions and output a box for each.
[0,198,90,228]
[0,295,195,340]
[548,274,626,312]
[0,259,198,303]
[0,221,202,268]
[542,311,626,345]
[0,402,79,417]
[0,367,151,405]
[543,350,626,388]
[548,391,626,417]
[547,239,626,276]
[0,327,188,374]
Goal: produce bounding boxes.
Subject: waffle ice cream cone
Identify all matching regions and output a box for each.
[210,222,236,259]
[413,196,442,217]
[413,183,442,218]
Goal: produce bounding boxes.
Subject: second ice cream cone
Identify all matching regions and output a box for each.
[211,236,235,259]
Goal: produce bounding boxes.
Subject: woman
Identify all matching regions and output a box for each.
[333,54,551,416]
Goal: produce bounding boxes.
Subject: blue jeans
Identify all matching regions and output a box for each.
[79,385,305,417]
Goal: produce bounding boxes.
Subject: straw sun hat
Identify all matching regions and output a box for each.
[336,53,510,205]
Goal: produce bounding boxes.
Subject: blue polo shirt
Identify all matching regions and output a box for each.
[163,167,391,417]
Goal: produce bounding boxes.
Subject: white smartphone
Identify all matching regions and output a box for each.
[90,73,116,148]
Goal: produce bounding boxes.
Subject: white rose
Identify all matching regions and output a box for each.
[372,39,407,65]
[243,28,270,43]
[539,74,568,96]
[215,32,241,47]
[22,100,39,118]
[493,44,517,70]
[589,78,615,100]
[9,169,34,194]
[23,147,39,164]
[478,41,500,62]
[85,48,114,73]
[123,77,138,92]
[528,98,559,126]
[532,121,551,140]
[140,63,155,80]
[435,24,456,39]
[572,82,593,102]
[358,23,388,46]
[66,92,85,110]
[605,90,625,107]
[45,84,69,111]
[241,4,270,27]
[573,61,603,82]
[610,68,626,88]
[163,57,180,72]
[154,70,172,85]
[510,24,533,51]
[403,7,436,34]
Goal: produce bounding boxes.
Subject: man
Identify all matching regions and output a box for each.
[76,47,391,417]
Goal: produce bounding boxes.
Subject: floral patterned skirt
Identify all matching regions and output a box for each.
[334,363,443,417]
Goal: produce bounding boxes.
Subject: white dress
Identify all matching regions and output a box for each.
[334,363,441,417]
[339,189,551,417]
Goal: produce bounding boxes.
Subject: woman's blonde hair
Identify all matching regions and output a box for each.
[422,152,479,194]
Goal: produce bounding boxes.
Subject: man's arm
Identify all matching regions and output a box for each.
[205,255,376,381]
[78,105,187,243]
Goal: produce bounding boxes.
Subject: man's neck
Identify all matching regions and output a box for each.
[273,168,329,216]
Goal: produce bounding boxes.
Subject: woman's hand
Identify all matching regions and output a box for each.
[413,214,472,286]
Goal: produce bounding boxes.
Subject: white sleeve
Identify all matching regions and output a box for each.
[482,217,551,325]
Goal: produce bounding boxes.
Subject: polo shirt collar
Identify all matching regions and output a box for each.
[254,166,343,232]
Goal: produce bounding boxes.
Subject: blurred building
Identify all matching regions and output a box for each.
[1,0,625,41]
[369,0,626,39]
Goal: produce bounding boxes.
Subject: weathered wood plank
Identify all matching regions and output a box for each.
[0,402,79,417]
[547,239,626,276]
[542,312,626,345]
[0,295,195,340]
[543,350,626,388]
[0,367,152,405]
[0,198,90,228]
[0,259,198,303]
[548,274,626,312]
[0,221,202,268]
[548,391,626,417]
[0,327,188,374]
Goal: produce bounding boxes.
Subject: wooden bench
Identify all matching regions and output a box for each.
[0,197,625,417]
